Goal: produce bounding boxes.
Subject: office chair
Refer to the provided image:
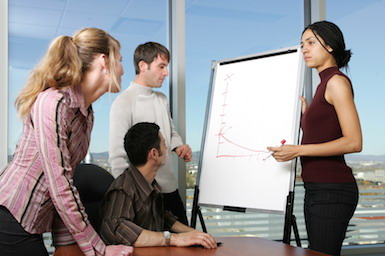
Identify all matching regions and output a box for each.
[73,163,114,232]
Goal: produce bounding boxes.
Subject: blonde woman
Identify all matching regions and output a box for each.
[0,28,132,256]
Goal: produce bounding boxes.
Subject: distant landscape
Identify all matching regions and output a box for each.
[8,150,385,163]
[92,151,385,162]
[345,154,385,161]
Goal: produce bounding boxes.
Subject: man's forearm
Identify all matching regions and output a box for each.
[132,230,166,247]
[170,221,195,233]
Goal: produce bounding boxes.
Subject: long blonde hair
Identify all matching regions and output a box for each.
[15,27,121,118]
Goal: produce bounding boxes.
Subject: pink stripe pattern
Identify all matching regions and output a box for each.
[0,85,105,255]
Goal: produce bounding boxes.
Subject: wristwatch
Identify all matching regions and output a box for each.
[163,231,171,246]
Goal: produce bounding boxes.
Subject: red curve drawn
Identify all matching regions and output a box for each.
[218,133,268,154]
[215,73,269,159]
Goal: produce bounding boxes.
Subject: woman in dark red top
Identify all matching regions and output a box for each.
[268,21,362,256]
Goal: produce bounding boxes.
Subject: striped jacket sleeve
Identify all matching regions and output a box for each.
[32,91,105,256]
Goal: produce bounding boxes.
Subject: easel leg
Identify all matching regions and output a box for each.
[292,215,301,247]
[198,208,207,233]
[190,185,207,232]
[283,192,293,244]
[190,185,199,228]
[283,191,301,246]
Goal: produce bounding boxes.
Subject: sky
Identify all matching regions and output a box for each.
[329,0,385,156]
[7,0,385,156]
[184,0,385,155]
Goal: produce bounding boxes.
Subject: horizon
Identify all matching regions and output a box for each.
[88,150,385,159]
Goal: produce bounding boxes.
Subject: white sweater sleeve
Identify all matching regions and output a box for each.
[169,115,183,151]
[109,93,132,178]
[162,95,184,150]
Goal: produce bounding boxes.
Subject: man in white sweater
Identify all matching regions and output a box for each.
[109,42,191,225]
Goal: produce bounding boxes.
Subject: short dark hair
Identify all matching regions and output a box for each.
[124,122,161,166]
[303,20,351,68]
[133,42,170,74]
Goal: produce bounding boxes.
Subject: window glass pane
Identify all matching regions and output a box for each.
[327,0,385,246]
[8,0,169,168]
[8,0,169,252]
[186,0,303,239]
[186,0,303,153]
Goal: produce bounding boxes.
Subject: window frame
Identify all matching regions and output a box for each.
[2,1,385,254]
[0,0,8,169]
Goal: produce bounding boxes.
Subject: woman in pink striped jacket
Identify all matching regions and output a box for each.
[0,28,132,256]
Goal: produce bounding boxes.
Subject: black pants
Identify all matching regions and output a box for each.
[162,189,189,225]
[0,206,48,256]
[304,182,358,256]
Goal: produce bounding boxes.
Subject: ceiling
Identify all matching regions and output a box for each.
[8,0,298,71]
[8,0,381,71]
[8,0,169,70]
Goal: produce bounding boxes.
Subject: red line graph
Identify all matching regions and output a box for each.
[215,73,269,159]
[219,130,267,153]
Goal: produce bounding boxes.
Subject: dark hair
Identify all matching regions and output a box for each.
[133,42,170,74]
[303,21,351,68]
[124,122,161,166]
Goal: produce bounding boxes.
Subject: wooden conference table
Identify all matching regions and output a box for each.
[132,237,330,256]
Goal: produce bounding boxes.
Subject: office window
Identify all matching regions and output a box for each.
[185,0,304,240]
[327,0,385,246]
[185,0,385,251]
[8,0,169,253]
[8,0,169,168]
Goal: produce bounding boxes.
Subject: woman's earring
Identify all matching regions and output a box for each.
[104,69,110,74]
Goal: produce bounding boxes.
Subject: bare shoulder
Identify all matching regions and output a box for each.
[325,74,353,104]
[327,74,351,92]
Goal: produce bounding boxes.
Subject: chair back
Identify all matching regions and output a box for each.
[73,163,114,231]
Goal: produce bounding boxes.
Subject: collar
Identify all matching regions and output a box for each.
[129,165,161,201]
[319,66,339,81]
[130,81,153,96]
[66,84,89,117]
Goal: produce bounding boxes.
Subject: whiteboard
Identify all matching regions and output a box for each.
[197,47,304,213]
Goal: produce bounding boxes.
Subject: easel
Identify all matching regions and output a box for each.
[190,46,304,247]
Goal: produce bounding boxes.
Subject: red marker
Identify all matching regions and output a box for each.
[263,139,286,161]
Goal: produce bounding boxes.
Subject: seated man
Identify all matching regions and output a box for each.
[100,122,217,248]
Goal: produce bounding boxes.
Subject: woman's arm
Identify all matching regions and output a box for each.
[268,75,362,162]
[33,90,105,256]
